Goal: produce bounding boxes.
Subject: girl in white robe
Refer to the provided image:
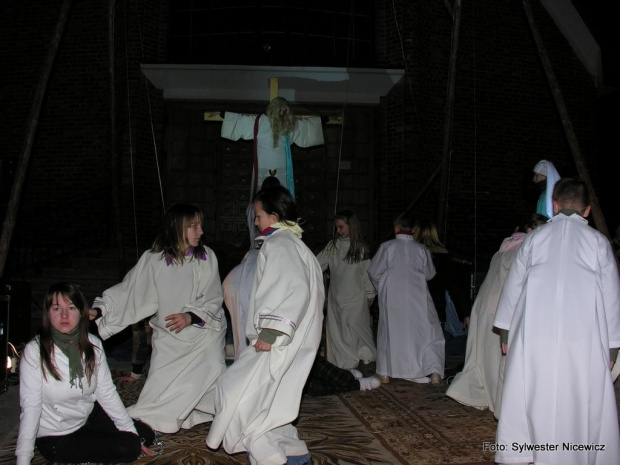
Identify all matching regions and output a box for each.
[206,186,324,465]
[446,214,547,416]
[91,204,227,434]
[316,210,376,369]
[368,212,445,384]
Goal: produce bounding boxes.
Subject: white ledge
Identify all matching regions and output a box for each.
[141,64,405,104]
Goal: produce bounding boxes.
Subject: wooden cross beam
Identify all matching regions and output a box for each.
[270,76,278,101]
[204,112,342,124]
[203,77,343,124]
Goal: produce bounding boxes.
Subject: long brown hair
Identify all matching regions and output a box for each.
[39,282,96,383]
[152,203,206,265]
[328,209,370,263]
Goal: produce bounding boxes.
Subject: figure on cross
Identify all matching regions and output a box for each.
[220,97,324,198]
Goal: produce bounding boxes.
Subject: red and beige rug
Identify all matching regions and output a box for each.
[1,363,497,464]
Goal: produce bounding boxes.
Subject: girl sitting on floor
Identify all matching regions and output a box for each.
[16,282,155,465]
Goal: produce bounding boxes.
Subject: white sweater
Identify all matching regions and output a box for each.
[16,334,137,465]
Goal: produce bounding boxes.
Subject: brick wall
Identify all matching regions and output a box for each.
[0,0,169,273]
[1,0,601,278]
[376,0,598,267]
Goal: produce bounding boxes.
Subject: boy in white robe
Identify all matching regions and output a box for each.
[494,178,620,465]
[368,212,445,385]
[206,186,324,465]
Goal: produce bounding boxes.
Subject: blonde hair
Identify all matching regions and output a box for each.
[266,97,296,148]
[413,219,444,249]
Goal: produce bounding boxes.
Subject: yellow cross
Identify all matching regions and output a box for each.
[204,77,342,124]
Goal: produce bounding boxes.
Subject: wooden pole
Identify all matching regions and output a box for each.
[0,0,74,277]
[270,77,279,101]
[436,0,462,239]
[522,0,610,240]
[108,0,125,279]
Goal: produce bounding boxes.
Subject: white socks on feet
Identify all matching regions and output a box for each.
[349,368,363,379]
[359,376,381,391]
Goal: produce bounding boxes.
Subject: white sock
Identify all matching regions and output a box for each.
[349,368,363,379]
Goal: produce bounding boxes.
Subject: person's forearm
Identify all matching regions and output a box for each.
[258,328,282,344]
[499,328,509,345]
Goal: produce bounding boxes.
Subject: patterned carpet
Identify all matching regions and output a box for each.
[1,360,497,465]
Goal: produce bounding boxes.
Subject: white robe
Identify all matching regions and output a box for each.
[368,234,445,379]
[206,229,325,465]
[222,249,259,360]
[494,213,620,465]
[316,239,376,369]
[94,249,227,433]
[221,112,324,195]
[446,234,525,416]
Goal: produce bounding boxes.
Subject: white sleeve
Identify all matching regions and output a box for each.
[315,245,330,272]
[253,236,312,344]
[424,248,437,281]
[16,342,42,465]
[221,112,258,141]
[494,241,528,330]
[94,251,160,340]
[181,250,225,331]
[599,236,620,348]
[362,259,377,298]
[289,117,324,147]
[368,244,388,290]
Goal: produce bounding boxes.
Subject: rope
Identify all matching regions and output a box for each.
[124,0,139,262]
[472,1,479,294]
[390,0,422,137]
[119,0,167,261]
[333,1,354,217]
[134,0,166,214]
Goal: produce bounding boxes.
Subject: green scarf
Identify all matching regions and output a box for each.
[52,327,84,389]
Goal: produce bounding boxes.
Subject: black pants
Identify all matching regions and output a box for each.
[131,318,152,375]
[36,402,155,463]
[304,355,360,396]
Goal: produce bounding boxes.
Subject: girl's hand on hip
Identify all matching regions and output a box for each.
[165,313,191,333]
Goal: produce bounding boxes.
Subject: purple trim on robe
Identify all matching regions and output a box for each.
[165,247,208,266]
